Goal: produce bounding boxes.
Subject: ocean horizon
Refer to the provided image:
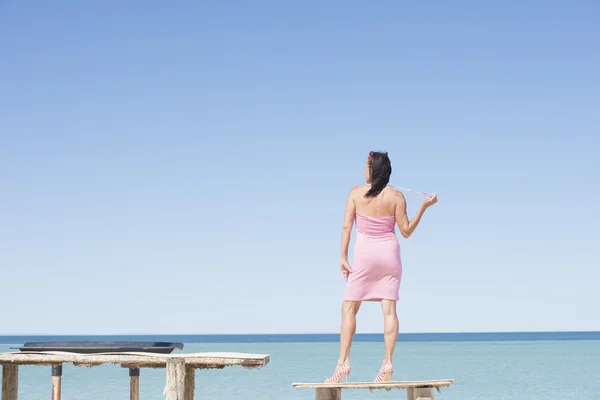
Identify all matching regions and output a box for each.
[1,331,599,399]
[1,330,600,344]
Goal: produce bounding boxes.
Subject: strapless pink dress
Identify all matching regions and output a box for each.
[344,213,402,301]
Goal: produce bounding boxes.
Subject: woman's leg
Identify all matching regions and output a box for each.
[338,300,361,364]
[380,299,398,365]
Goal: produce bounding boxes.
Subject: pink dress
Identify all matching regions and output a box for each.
[344,213,402,301]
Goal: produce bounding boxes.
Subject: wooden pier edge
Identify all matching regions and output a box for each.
[0,351,269,369]
[292,379,454,400]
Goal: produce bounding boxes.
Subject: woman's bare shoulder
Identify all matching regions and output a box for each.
[349,184,369,197]
[383,186,406,203]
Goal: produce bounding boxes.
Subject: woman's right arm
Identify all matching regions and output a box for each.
[340,187,357,262]
[395,192,437,238]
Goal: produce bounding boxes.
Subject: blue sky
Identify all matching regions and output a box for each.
[1,1,598,335]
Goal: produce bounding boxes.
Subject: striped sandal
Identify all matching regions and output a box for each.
[373,363,394,382]
[325,362,351,383]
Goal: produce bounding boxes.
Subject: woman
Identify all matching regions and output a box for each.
[325,151,437,383]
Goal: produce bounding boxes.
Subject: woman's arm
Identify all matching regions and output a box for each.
[340,187,357,261]
[395,192,437,238]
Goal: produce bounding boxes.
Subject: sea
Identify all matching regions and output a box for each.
[1,332,599,400]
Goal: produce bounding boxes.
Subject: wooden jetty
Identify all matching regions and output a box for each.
[0,350,270,400]
[292,379,454,400]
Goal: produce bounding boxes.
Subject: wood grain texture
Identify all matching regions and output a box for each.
[1,365,18,400]
[184,366,195,400]
[51,376,61,400]
[0,351,269,370]
[129,376,139,400]
[163,359,185,400]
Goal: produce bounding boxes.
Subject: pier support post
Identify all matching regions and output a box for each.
[315,388,341,400]
[184,366,195,400]
[163,359,185,400]
[407,387,434,400]
[1,365,18,400]
[129,368,140,400]
[51,365,62,400]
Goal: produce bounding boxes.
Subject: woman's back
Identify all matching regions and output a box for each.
[353,185,399,218]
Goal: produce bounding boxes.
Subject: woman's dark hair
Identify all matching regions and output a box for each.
[365,151,392,198]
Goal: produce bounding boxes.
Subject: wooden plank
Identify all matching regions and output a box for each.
[0,352,269,369]
[407,387,435,400]
[163,359,185,400]
[316,387,341,400]
[292,379,454,390]
[1,365,18,400]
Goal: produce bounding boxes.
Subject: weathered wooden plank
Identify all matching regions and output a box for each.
[0,352,269,369]
[315,387,341,400]
[292,379,453,390]
[1,365,18,400]
[163,359,185,400]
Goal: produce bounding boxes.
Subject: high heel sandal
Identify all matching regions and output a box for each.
[373,363,394,383]
[325,362,351,383]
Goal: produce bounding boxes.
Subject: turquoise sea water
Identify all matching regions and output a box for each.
[1,333,599,399]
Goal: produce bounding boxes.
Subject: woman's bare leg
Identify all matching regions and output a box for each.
[381,299,398,365]
[338,300,361,364]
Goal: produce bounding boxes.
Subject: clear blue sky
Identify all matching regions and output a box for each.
[1,1,598,335]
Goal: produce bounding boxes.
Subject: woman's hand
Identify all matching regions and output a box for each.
[340,258,352,280]
[421,193,438,210]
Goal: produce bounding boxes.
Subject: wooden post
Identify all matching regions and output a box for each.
[51,365,62,400]
[129,368,140,400]
[184,366,195,400]
[315,388,341,400]
[1,365,18,400]
[163,359,185,400]
[407,387,434,400]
